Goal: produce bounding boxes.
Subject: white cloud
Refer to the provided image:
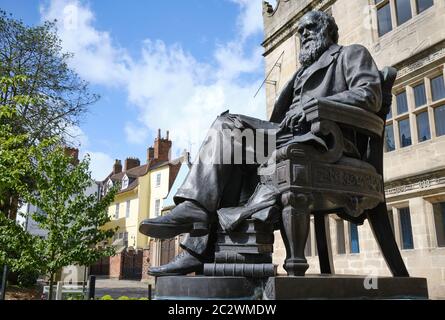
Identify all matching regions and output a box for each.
[124,122,148,145]
[40,0,131,86]
[64,124,89,148]
[214,41,264,81]
[81,151,114,181]
[230,0,264,40]
[40,0,267,159]
[125,40,266,158]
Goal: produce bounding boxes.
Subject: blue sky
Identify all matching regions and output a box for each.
[0,0,275,180]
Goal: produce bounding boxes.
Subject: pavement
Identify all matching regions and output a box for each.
[94,278,153,299]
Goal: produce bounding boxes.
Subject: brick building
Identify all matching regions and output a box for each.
[262,0,445,298]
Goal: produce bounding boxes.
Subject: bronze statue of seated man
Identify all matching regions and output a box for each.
[139,10,382,276]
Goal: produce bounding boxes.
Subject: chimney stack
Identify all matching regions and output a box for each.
[147,147,155,163]
[124,157,140,171]
[64,147,79,165]
[148,129,172,163]
[113,159,122,174]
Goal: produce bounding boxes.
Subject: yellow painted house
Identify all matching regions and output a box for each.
[100,131,181,250]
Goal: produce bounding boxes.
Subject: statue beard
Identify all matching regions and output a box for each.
[299,34,332,68]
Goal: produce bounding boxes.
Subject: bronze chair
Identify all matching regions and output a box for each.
[258,66,409,277]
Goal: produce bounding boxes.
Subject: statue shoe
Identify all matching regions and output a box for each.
[148,251,204,276]
[139,200,210,239]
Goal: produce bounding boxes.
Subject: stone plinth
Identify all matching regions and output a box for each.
[264,275,428,300]
[154,275,428,300]
[155,276,264,300]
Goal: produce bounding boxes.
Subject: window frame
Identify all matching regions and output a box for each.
[384,123,396,152]
[395,0,413,26]
[114,203,120,219]
[428,71,445,138]
[398,207,415,250]
[376,0,393,37]
[416,0,434,14]
[374,0,435,38]
[431,74,445,103]
[154,199,161,217]
[385,68,445,152]
[415,110,431,142]
[396,90,409,116]
[121,175,129,190]
[432,201,445,248]
[349,222,361,254]
[155,173,161,187]
[123,232,128,247]
[335,219,346,255]
[398,117,413,148]
[412,82,427,109]
[125,200,131,218]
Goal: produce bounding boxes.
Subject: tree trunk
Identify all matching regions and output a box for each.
[8,195,18,221]
[48,273,54,300]
[0,192,11,218]
[0,192,19,221]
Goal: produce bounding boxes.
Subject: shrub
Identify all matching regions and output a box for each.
[98,295,149,300]
[66,293,85,300]
[17,270,39,288]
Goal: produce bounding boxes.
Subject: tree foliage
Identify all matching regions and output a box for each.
[21,147,118,278]
[0,10,98,143]
[0,10,98,220]
[0,12,115,298]
[0,75,116,297]
[0,143,118,298]
[0,74,48,220]
[0,75,53,274]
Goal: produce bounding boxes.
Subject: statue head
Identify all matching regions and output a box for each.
[297,10,339,67]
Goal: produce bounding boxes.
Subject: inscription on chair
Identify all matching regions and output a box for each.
[273,160,383,202]
[314,165,383,199]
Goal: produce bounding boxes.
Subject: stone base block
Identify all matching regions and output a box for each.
[264,275,428,300]
[155,276,264,300]
[154,275,428,300]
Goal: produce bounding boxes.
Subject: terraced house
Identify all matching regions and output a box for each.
[92,130,181,280]
[262,0,445,298]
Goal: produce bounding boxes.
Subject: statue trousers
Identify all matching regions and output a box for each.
[174,112,278,257]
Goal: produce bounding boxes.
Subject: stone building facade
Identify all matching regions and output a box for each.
[262,0,445,299]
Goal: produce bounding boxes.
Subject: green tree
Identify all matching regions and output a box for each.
[20,146,118,299]
[0,10,98,141]
[0,74,52,289]
[0,74,47,220]
[0,75,116,298]
[0,11,99,220]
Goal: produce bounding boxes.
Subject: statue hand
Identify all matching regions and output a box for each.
[277,99,317,135]
[279,108,302,130]
[302,98,318,112]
